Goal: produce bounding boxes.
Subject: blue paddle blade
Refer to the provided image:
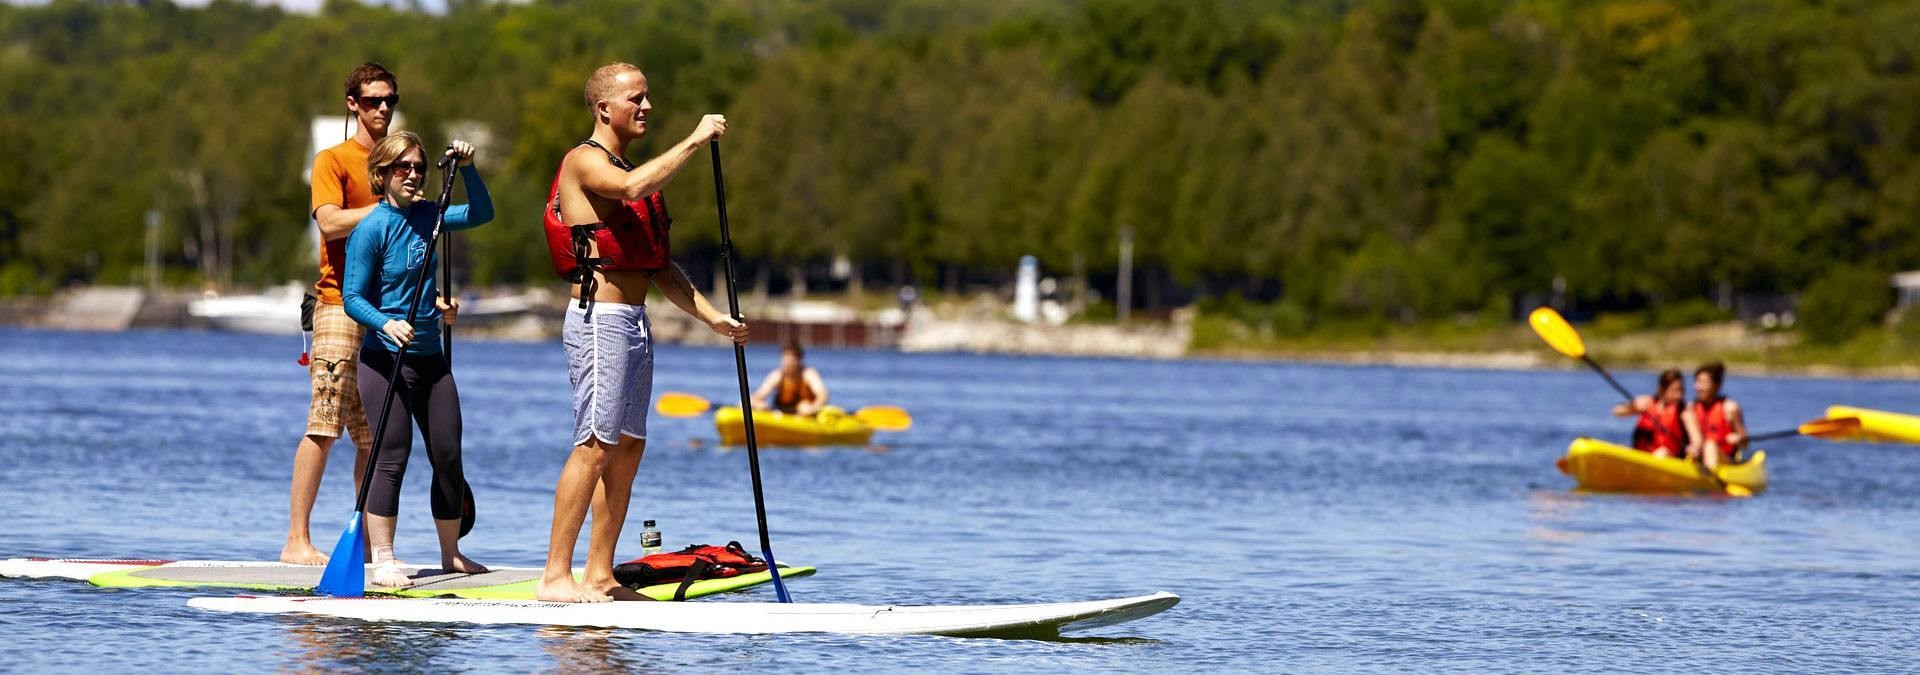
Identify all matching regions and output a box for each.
[762,549,792,604]
[315,511,367,597]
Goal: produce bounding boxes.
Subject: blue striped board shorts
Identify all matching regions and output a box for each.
[563,301,654,446]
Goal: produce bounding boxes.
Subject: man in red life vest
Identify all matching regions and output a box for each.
[750,339,830,416]
[1688,361,1748,471]
[1611,368,1698,458]
[535,62,748,603]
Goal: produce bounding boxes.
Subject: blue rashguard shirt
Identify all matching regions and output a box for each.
[343,165,494,355]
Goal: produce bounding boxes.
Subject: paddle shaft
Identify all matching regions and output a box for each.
[442,215,453,360]
[1582,355,1635,402]
[1746,418,1855,444]
[348,155,460,515]
[710,140,792,603]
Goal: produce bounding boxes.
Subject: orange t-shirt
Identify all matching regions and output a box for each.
[309,139,377,305]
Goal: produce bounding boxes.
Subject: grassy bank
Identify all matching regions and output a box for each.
[1188,307,1920,377]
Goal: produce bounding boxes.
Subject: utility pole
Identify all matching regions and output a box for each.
[144,209,162,291]
[1117,225,1133,325]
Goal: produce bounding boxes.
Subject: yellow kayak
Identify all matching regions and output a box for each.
[1825,405,1920,444]
[1556,437,1768,494]
[714,405,874,447]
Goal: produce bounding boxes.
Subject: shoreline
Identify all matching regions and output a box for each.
[4,286,1917,380]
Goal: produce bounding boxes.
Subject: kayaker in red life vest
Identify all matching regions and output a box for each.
[750,339,829,416]
[1611,368,1698,458]
[1688,360,1748,470]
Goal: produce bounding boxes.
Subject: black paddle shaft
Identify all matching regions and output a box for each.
[709,140,791,602]
[349,152,460,514]
[1582,355,1636,402]
[442,210,454,360]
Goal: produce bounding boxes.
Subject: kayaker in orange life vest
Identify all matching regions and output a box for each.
[750,339,829,416]
[1689,360,1748,471]
[1610,368,1698,458]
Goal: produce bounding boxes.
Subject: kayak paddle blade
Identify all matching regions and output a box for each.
[656,391,713,418]
[854,405,913,432]
[1800,416,1862,438]
[315,512,367,597]
[1528,307,1587,360]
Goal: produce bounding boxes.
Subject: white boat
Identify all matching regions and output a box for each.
[188,284,537,335]
[187,283,306,334]
[187,591,1179,638]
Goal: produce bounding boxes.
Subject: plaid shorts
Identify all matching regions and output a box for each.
[305,302,373,448]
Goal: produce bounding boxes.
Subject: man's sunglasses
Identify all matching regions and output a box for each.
[354,94,400,109]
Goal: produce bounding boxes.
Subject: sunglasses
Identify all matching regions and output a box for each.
[390,161,426,178]
[354,94,400,109]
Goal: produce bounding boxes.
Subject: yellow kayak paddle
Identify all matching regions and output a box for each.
[1747,416,1862,443]
[655,391,913,432]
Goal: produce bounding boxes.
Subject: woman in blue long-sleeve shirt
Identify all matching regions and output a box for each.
[341,131,493,588]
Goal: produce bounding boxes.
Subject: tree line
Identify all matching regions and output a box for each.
[1,0,1915,336]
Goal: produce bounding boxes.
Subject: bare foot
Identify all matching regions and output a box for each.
[279,542,327,566]
[605,585,656,601]
[441,553,488,575]
[371,561,414,588]
[535,577,613,603]
[583,575,657,601]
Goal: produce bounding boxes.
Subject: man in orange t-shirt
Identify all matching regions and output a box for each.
[281,63,397,565]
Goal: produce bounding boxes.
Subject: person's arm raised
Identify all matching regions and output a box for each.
[578,115,727,202]
[440,142,493,229]
[1611,395,1653,418]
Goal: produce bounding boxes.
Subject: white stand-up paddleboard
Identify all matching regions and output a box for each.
[188,592,1180,638]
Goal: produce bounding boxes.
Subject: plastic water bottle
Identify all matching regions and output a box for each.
[640,520,662,556]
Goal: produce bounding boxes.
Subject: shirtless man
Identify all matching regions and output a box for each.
[281,63,395,564]
[536,63,748,602]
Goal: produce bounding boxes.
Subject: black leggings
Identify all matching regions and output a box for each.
[357,347,467,520]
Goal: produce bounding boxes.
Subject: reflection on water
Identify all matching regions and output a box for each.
[282,618,469,672]
[535,626,649,673]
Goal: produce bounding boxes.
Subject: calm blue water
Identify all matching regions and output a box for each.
[2,327,1918,672]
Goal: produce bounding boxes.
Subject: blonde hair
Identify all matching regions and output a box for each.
[366,131,424,197]
[585,62,642,108]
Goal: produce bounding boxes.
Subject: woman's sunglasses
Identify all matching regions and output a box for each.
[389,161,426,178]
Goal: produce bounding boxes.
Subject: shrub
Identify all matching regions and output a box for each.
[1799,268,1892,345]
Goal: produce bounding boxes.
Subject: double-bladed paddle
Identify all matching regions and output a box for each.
[1527,307,1753,497]
[655,391,913,432]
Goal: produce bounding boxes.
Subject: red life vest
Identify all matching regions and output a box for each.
[542,140,672,285]
[1632,400,1686,453]
[1693,397,1734,449]
[612,541,767,600]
